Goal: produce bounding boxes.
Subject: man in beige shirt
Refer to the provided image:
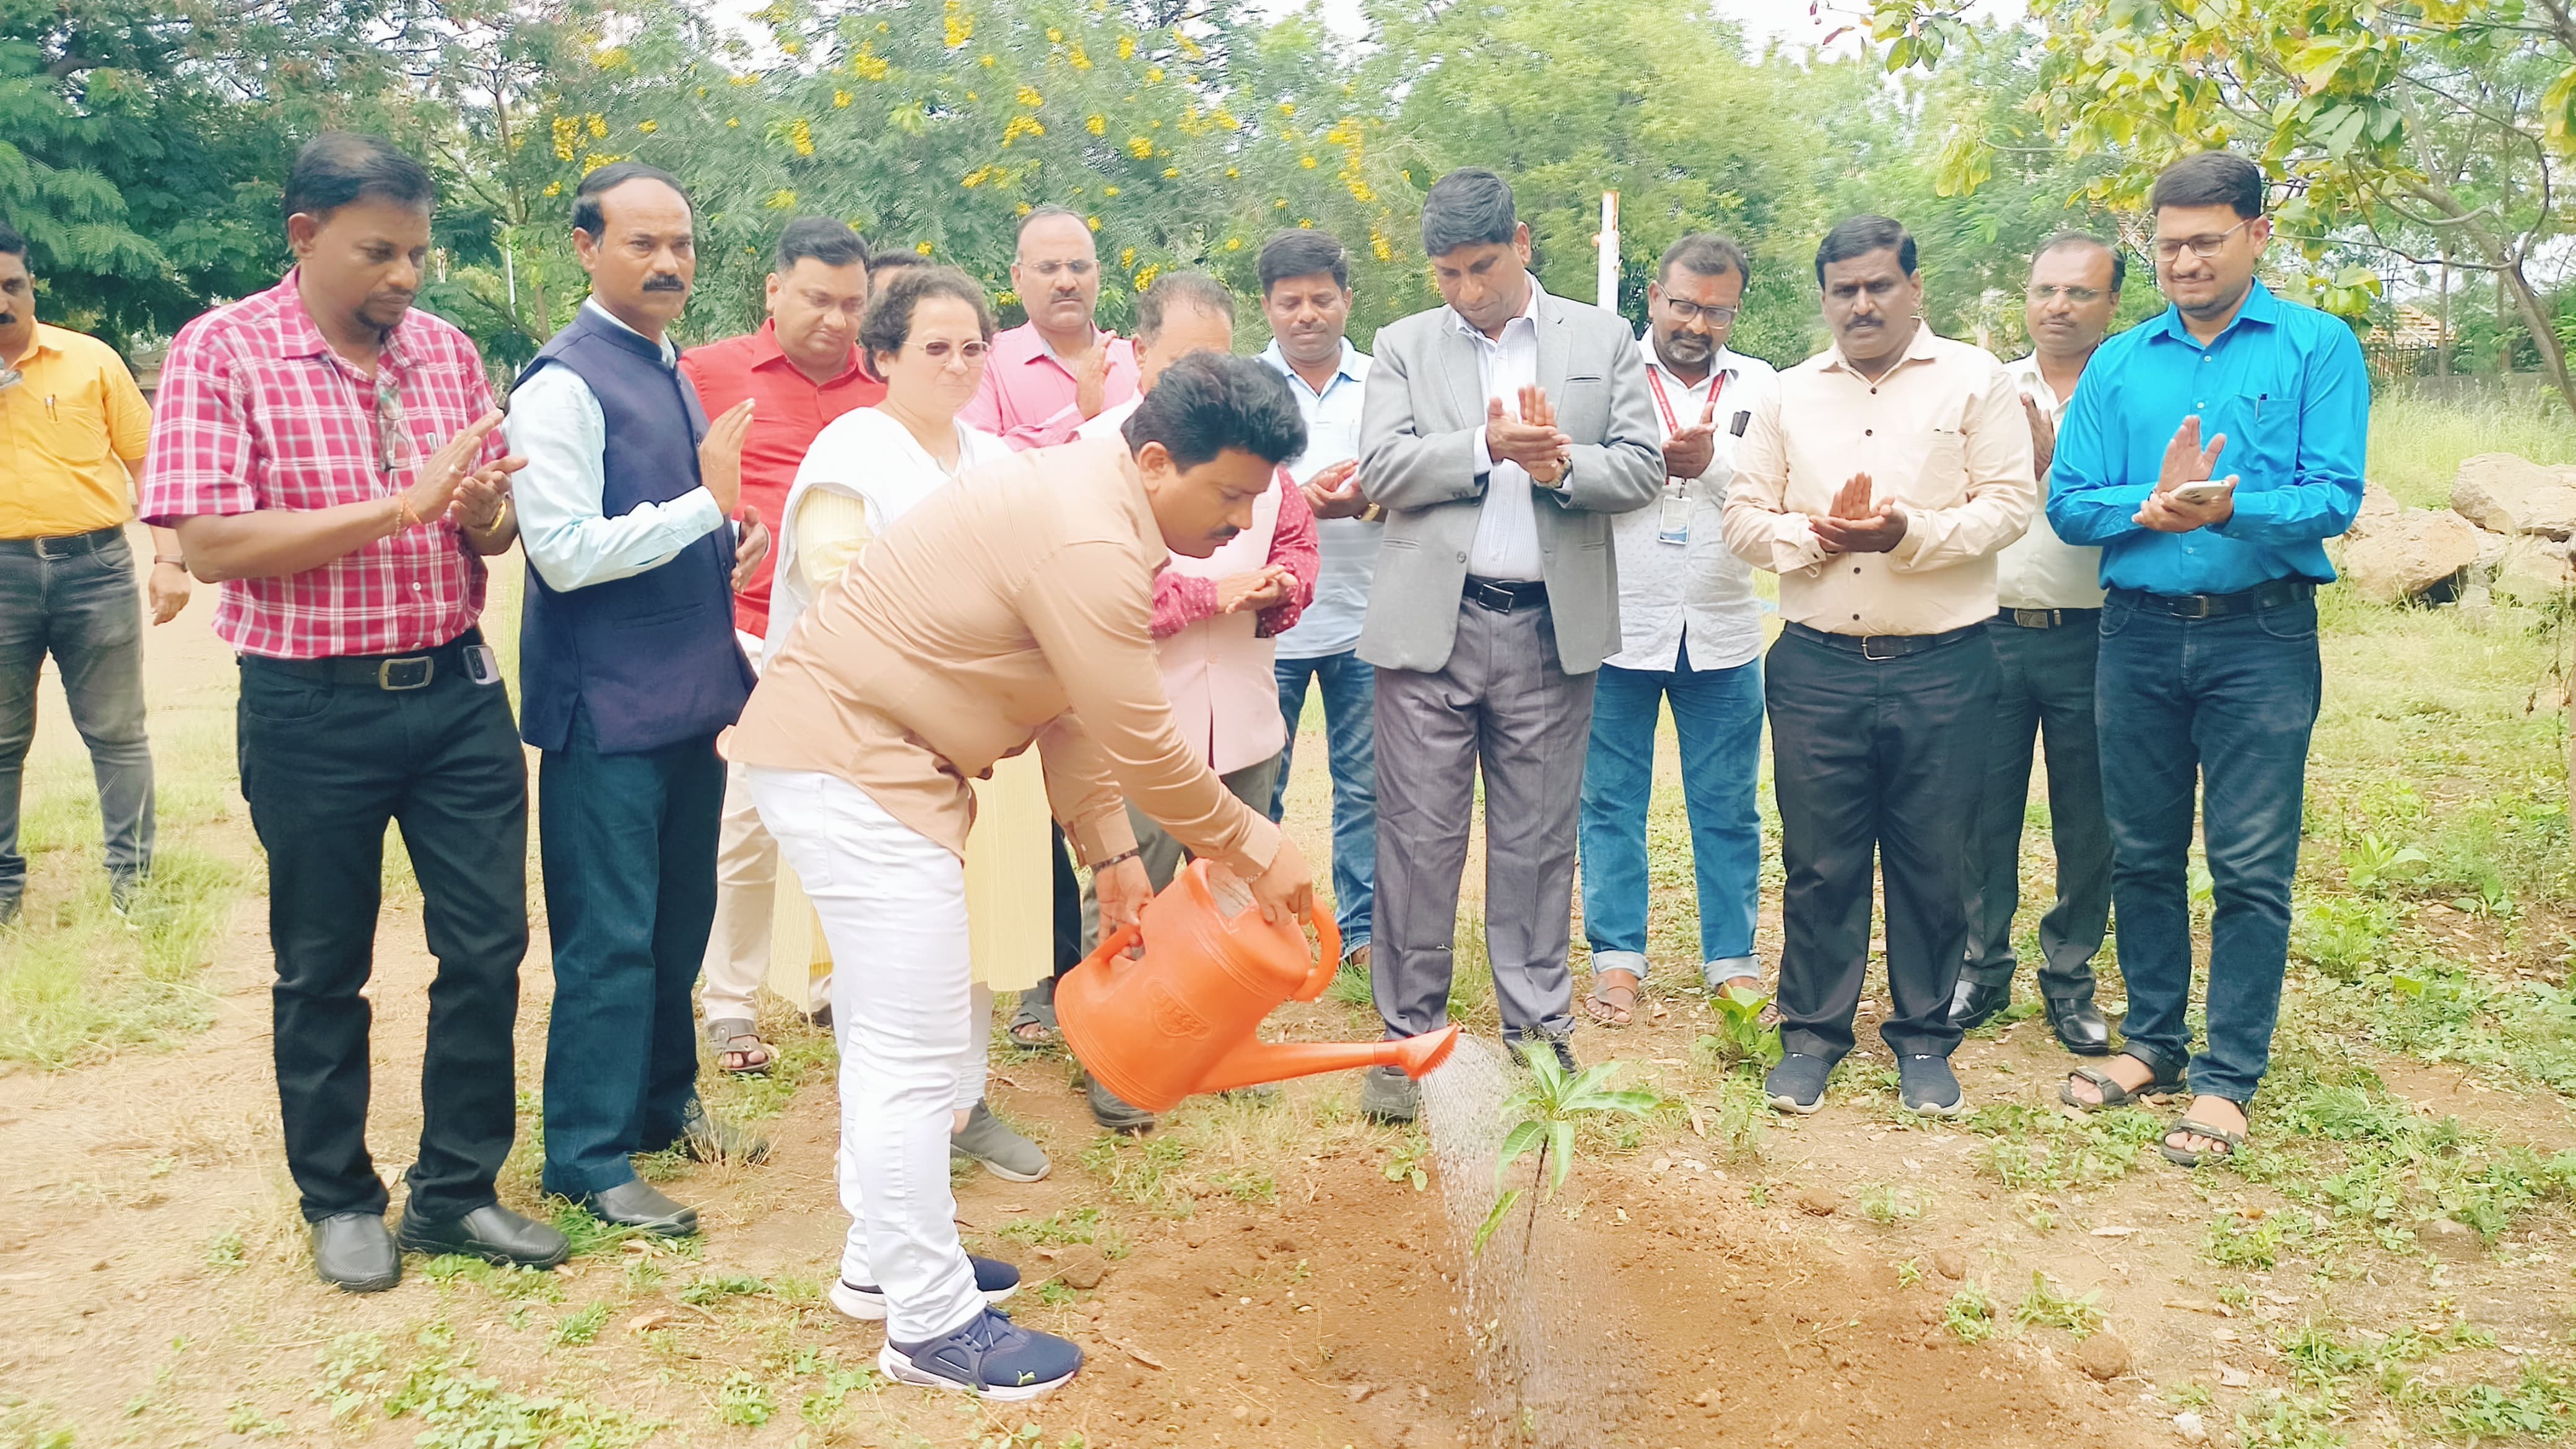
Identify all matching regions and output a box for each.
[1723,215,2034,1119]
[730,352,1315,1401]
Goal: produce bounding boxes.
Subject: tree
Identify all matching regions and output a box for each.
[1867,0,2576,414]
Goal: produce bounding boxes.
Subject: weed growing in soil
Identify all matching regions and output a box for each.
[997,1206,1129,1258]
[1079,1131,1190,1210]
[1943,1285,2000,1344]
[552,1302,611,1347]
[679,1273,772,1306]
[714,1370,775,1427]
[1694,985,1782,1071]
[1856,1182,1923,1225]
[1968,1101,2162,1190]
[2012,1272,2104,1338]
[1383,1131,1433,1190]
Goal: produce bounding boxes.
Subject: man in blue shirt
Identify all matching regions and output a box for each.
[2047,151,2369,1167]
[1256,229,1379,975]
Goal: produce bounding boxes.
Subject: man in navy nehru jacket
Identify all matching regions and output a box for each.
[507,163,773,1236]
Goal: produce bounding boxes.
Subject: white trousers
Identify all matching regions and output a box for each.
[749,765,985,1344]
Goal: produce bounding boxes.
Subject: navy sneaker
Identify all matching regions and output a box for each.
[832,1255,1021,1321]
[1765,1052,1832,1114]
[881,1305,1082,1401]
[1899,1054,1970,1117]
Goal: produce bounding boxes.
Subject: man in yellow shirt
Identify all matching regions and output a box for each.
[0,222,188,925]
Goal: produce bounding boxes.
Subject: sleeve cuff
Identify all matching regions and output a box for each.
[1888,516,1930,564]
[1222,816,1283,879]
[1069,807,1139,868]
[2213,489,2273,539]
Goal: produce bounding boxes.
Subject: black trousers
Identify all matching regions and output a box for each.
[237,645,528,1223]
[1766,626,1998,1064]
[1051,824,1082,979]
[1964,616,2112,1000]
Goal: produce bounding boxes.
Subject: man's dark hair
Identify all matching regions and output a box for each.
[1017,204,1086,242]
[869,248,927,275]
[0,222,25,259]
[1813,215,1916,284]
[775,216,868,274]
[2034,231,2127,294]
[858,265,993,359]
[1659,232,1751,287]
[1420,168,1517,258]
[1122,352,1306,469]
[572,162,689,237]
[1135,272,1235,345]
[1259,229,1350,294]
[281,132,437,224]
[2150,151,2266,220]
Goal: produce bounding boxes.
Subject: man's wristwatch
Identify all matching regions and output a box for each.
[1359,502,1386,524]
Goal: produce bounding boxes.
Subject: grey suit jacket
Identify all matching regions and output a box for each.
[1355,284,1664,674]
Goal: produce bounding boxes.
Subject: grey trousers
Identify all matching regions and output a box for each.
[1079,755,1281,947]
[1964,615,2112,1001]
[1371,595,1595,1045]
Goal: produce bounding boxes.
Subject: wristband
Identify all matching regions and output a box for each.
[394,495,424,535]
[1093,848,1142,872]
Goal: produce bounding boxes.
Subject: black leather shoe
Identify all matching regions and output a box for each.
[671,1099,770,1165]
[2043,995,2113,1056]
[398,1203,572,1269]
[573,1180,700,1237]
[1946,977,2012,1033]
[311,1212,401,1293]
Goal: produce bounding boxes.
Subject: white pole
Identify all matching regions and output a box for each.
[1596,190,1621,311]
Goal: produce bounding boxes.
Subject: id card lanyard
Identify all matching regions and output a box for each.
[1645,365,1725,547]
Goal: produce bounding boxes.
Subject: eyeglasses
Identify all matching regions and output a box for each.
[372,375,416,481]
[2026,285,2107,305]
[1022,259,1095,279]
[2151,218,2255,263]
[1660,298,1739,327]
[917,339,991,362]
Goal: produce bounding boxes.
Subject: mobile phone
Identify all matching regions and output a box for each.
[2170,480,2233,508]
[463,644,502,686]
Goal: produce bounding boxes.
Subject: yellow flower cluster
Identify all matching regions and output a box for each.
[1087,215,1102,231]
[1068,44,1090,69]
[851,51,889,80]
[581,152,624,175]
[1299,154,1318,168]
[1144,66,1165,83]
[944,0,972,48]
[1017,84,1043,107]
[1001,115,1045,145]
[587,113,607,138]
[1121,247,1138,266]
[1369,225,1395,262]
[767,189,798,209]
[833,90,853,108]
[788,116,815,157]
[1224,237,1242,251]
[1324,118,1373,204]
[916,240,934,255]
[594,46,630,70]
[1133,263,1162,291]
[638,120,658,134]
[781,40,801,56]
[962,165,994,188]
[552,115,578,161]
[1046,27,1063,41]
[1103,185,1120,196]
[1128,136,1155,159]
[1086,113,1107,136]
[1173,31,1203,59]
[1116,35,1136,59]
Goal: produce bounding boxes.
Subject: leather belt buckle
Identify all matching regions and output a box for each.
[1860,635,1901,662]
[1469,580,1521,614]
[2177,594,2220,620]
[378,656,435,690]
[2010,608,2056,629]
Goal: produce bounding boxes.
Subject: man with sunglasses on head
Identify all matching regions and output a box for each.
[2048,151,2369,1170]
[142,133,557,1293]
[1948,233,2126,1057]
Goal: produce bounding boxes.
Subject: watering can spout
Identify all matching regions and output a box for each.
[1191,1022,1462,1098]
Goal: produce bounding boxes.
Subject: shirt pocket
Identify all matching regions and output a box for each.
[1910,425,1969,508]
[2222,389,2294,491]
[45,391,115,468]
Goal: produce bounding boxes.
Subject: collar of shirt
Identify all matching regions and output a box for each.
[269,268,427,376]
[1637,334,1742,406]
[1256,337,1366,399]
[580,296,679,365]
[1037,325,1115,372]
[1821,316,1941,380]
[7,324,61,367]
[2143,279,2281,351]
[1448,276,1544,346]
[744,318,870,386]
[2006,352,2074,422]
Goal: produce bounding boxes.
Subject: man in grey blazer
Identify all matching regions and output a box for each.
[1354,168,1663,1120]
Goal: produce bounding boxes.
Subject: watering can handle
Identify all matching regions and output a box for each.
[1079,920,1144,978]
[1290,912,1342,1003]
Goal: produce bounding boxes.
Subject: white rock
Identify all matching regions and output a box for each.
[2175,1411,2209,1442]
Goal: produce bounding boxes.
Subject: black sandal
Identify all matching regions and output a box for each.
[2159,1115,2247,1167]
[2059,1053,2185,1112]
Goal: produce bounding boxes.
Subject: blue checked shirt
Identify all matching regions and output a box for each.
[2047,281,2370,596]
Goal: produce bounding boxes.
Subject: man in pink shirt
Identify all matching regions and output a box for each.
[963,207,1139,451]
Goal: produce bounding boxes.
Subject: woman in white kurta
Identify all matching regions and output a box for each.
[760,266,1054,1190]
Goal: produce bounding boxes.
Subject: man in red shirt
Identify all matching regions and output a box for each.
[677,218,880,1071]
[141,133,562,1292]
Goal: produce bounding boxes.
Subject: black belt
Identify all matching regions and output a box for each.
[0,525,124,559]
[239,628,484,692]
[2108,579,2315,619]
[1781,620,1985,661]
[1464,576,1548,614]
[1992,606,2102,630]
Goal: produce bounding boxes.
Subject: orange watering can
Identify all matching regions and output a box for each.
[1055,859,1460,1113]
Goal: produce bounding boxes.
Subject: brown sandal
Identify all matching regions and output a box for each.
[1584,969,1641,1027]
[704,1018,775,1076]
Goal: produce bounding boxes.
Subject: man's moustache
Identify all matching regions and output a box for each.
[642,277,687,292]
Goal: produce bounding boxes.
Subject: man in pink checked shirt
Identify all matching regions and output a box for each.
[963,207,1139,450]
[1064,270,1317,1133]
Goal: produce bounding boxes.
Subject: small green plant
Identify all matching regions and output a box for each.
[2293,898,2395,980]
[1695,985,1783,1071]
[1943,1284,1999,1344]
[1474,1052,1660,1255]
[1382,1133,1432,1191]
[677,1273,770,1307]
[1895,1256,1925,1289]
[799,1364,882,1424]
[1856,1182,1922,1225]
[552,1302,611,1347]
[204,1229,246,1271]
[713,1370,774,1427]
[2012,1271,2104,1338]
[2341,833,2428,893]
[2204,1211,2288,1269]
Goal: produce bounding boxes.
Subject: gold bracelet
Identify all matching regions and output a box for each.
[393,495,422,536]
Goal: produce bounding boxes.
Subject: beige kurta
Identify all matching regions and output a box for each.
[762,459,1053,997]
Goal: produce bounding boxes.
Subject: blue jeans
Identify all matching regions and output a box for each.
[0,531,155,899]
[538,708,726,1197]
[1578,651,1764,979]
[2095,591,2321,1105]
[1270,650,1376,954]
